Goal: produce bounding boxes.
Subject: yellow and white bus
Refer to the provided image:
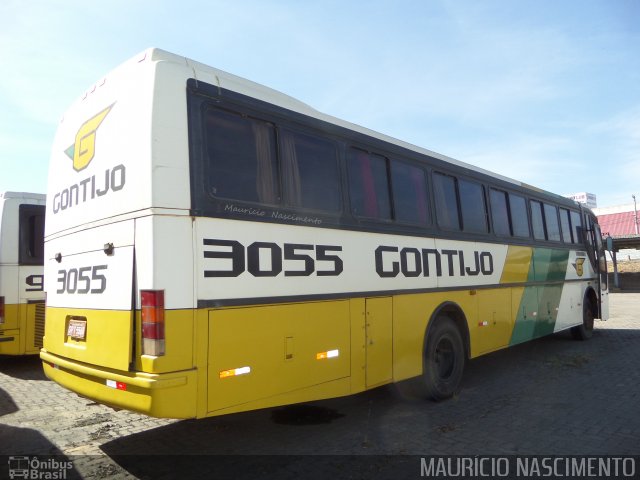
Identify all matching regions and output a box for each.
[0,192,46,355]
[41,49,608,419]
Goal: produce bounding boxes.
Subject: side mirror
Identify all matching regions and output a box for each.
[606,236,613,252]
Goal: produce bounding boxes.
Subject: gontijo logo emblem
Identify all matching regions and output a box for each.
[573,257,585,277]
[64,103,114,172]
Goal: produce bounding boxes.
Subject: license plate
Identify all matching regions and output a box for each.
[67,318,87,340]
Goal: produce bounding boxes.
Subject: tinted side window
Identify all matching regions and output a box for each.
[19,204,45,266]
[205,108,279,204]
[459,179,487,233]
[490,189,510,236]
[433,172,460,230]
[559,208,573,243]
[530,200,545,240]
[390,161,428,224]
[544,203,561,241]
[347,148,391,219]
[509,194,530,238]
[282,130,341,212]
[570,211,583,244]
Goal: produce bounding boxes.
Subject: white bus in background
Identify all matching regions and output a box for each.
[40,49,607,419]
[0,192,46,355]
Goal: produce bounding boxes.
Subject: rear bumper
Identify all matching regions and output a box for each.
[40,349,197,419]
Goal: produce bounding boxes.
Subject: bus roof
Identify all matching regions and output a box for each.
[0,192,46,202]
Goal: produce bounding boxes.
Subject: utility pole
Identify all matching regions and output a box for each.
[634,194,639,235]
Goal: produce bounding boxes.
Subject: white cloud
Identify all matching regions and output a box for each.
[588,106,640,205]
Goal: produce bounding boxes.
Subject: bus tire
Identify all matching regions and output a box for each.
[571,298,594,340]
[421,316,465,401]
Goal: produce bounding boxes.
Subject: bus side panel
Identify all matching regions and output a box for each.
[0,304,21,354]
[364,296,393,389]
[554,250,594,331]
[207,300,350,413]
[22,302,45,354]
[554,282,583,332]
[133,215,195,374]
[510,247,568,345]
[0,264,44,355]
[134,309,195,373]
[19,264,46,354]
[532,248,568,337]
[392,291,477,382]
[0,265,19,330]
[475,288,513,355]
[510,286,540,346]
[600,287,609,321]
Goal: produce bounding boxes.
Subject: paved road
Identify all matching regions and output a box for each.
[1,293,639,479]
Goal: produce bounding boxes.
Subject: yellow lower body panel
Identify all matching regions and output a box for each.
[0,302,45,355]
[207,377,353,417]
[207,300,351,413]
[0,328,21,355]
[40,350,197,419]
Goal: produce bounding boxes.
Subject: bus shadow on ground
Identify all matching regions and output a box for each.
[100,385,405,479]
[0,387,82,479]
[98,337,559,478]
[100,454,409,480]
[101,324,637,478]
[0,386,18,418]
[0,355,47,381]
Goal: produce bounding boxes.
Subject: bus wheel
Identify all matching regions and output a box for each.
[421,317,465,401]
[571,298,594,340]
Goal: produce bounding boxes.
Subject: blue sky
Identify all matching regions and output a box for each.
[1,0,638,207]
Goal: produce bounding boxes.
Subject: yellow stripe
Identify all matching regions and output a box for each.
[500,246,532,284]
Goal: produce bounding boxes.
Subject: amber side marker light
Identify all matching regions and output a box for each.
[316,349,339,360]
[219,366,251,379]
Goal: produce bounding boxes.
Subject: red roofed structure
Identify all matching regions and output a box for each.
[594,203,640,289]
[597,211,639,238]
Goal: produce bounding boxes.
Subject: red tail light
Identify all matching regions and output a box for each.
[0,296,4,324]
[141,290,165,356]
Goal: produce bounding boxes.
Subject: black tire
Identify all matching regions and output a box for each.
[421,316,465,401]
[571,298,594,340]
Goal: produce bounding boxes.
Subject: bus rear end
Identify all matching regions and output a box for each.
[40,49,198,418]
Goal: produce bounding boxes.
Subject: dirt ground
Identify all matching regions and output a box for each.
[608,259,640,273]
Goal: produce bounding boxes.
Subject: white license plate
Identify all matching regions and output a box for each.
[67,318,87,340]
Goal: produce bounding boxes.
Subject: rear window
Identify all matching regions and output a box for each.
[19,204,45,265]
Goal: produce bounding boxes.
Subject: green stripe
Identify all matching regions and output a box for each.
[510,248,569,345]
